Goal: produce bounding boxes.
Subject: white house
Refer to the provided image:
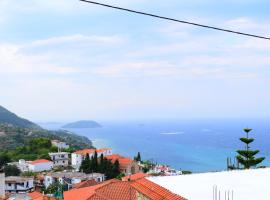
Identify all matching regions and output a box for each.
[7,159,29,172]
[5,176,34,193]
[51,140,70,150]
[28,159,53,172]
[44,172,105,189]
[71,148,112,170]
[49,152,70,167]
[0,173,5,199]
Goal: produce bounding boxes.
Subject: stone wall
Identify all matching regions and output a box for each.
[0,173,5,199]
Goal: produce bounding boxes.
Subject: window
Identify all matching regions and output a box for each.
[8,183,12,186]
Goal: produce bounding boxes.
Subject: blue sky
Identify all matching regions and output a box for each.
[0,0,270,121]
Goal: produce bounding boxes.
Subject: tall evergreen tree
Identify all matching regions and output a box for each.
[236,128,265,169]
[136,152,141,162]
[112,159,120,177]
[80,153,91,173]
[92,151,98,171]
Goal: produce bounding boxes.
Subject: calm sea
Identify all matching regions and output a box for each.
[39,119,270,173]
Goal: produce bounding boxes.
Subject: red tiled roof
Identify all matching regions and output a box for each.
[64,179,119,200]
[28,191,56,200]
[105,154,133,166]
[63,178,186,200]
[29,159,52,165]
[131,178,186,200]
[74,180,99,189]
[74,148,111,155]
[122,173,149,181]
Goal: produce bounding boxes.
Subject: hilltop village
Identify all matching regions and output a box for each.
[0,139,184,200]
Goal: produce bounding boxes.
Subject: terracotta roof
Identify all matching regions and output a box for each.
[29,159,52,165]
[63,178,186,200]
[64,179,119,200]
[122,173,149,181]
[131,178,187,200]
[74,148,110,155]
[74,180,99,189]
[28,191,56,200]
[105,154,133,166]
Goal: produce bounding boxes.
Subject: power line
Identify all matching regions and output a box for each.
[79,0,270,41]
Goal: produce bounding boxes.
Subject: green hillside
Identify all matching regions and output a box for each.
[0,105,93,150]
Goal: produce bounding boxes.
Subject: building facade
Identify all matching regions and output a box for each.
[5,176,34,193]
[44,172,105,190]
[28,159,53,172]
[71,148,112,170]
[105,154,142,176]
[51,140,70,150]
[0,173,5,199]
[49,152,70,167]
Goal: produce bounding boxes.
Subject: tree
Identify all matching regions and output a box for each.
[135,152,141,162]
[92,151,98,172]
[236,128,265,169]
[112,159,120,178]
[4,165,21,176]
[0,154,11,169]
[80,153,91,174]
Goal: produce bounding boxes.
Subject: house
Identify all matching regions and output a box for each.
[49,152,70,167]
[5,176,34,193]
[0,173,4,199]
[63,176,186,200]
[122,173,148,182]
[8,159,30,172]
[28,159,53,172]
[44,172,105,190]
[51,140,70,150]
[71,148,112,170]
[105,154,142,176]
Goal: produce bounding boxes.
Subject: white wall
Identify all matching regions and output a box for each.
[28,162,53,172]
[5,179,34,192]
[0,174,5,199]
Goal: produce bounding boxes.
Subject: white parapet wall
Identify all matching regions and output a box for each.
[0,173,5,199]
[148,168,270,200]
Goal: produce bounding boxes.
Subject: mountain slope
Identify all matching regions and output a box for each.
[0,106,40,129]
[0,105,93,150]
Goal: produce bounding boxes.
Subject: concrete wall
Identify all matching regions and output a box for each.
[0,174,5,199]
[28,162,53,172]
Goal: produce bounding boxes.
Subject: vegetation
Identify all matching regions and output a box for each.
[80,152,121,179]
[134,152,141,162]
[4,165,21,176]
[0,137,58,163]
[236,128,265,169]
[0,105,93,150]
[0,105,40,129]
[0,123,93,150]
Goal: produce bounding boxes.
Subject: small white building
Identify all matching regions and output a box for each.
[71,148,112,170]
[5,176,34,193]
[49,152,70,167]
[44,172,105,189]
[7,160,29,172]
[51,140,70,150]
[0,173,5,199]
[28,159,53,172]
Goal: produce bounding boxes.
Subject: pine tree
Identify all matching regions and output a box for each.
[112,159,120,177]
[93,151,98,171]
[80,153,91,173]
[99,153,105,173]
[236,128,265,169]
[136,152,141,162]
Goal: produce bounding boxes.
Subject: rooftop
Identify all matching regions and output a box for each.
[149,168,270,200]
[122,173,148,181]
[105,154,134,166]
[5,176,34,183]
[49,152,70,155]
[46,172,104,179]
[74,148,111,155]
[29,159,52,165]
[64,178,186,200]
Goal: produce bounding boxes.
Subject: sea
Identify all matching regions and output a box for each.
[39,119,270,173]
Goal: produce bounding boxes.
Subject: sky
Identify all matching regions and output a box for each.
[0,0,270,122]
